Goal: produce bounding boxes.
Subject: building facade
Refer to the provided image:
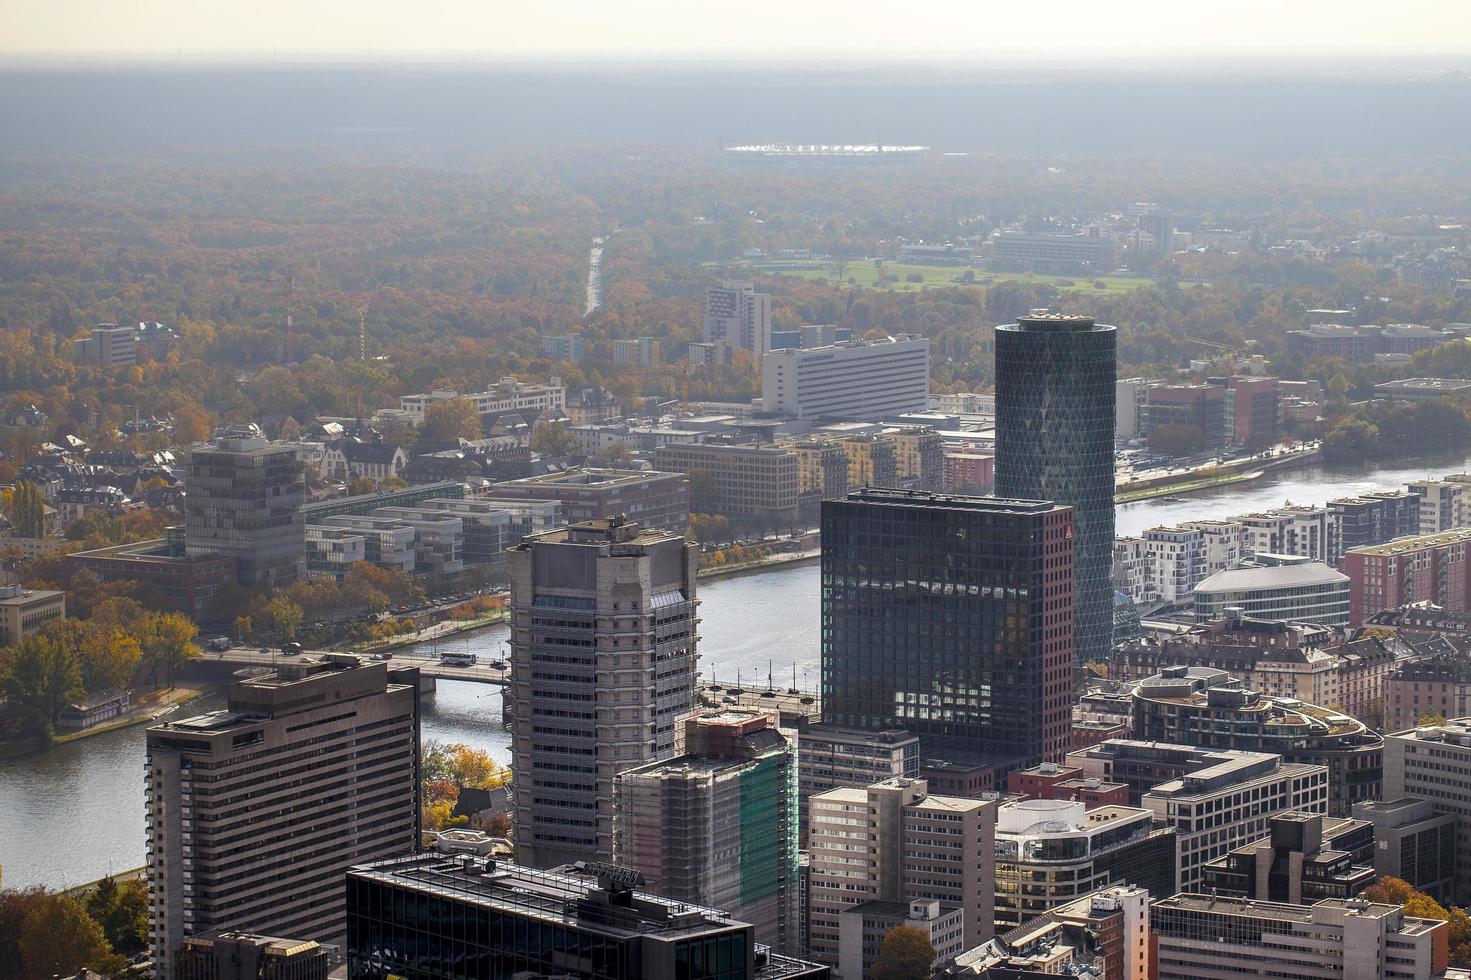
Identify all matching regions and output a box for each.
[1344,528,1471,626]
[507,519,699,868]
[487,468,690,533]
[654,444,799,526]
[0,584,65,646]
[1383,719,1471,903]
[183,428,305,587]
[1193,554,1351,626]
[994,313,1117,666]
[1354,797,1459,902]
[704,281,773,356]
[821,490,1075,767]
[761,336,930,421]
[146,658,420,979]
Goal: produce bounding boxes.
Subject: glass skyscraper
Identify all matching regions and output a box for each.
[995,313,1117,666]
[821,489,1075,766]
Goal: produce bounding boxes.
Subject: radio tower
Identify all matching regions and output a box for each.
[356,301,370,361]
[265,269,297,365]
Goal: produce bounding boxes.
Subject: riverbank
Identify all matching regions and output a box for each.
[0,680,226,761]
[1114,445,1322,504]
[698,548,821,581]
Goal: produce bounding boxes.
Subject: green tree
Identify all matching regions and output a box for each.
[85,875,149,955]
[421,397,482,442]
[869,924,936,980]
[140,611,201,688]
[265,597,304,642]
[7,480,46,538]
[0,635,84,744]
[18,892,124,977]
[1146,423,1206,457]
[530,421,580,456]
[78,623,143,692]
[686,469,719,513]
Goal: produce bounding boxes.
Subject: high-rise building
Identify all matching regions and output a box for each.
[994,313,1117,665]
[1150,894,1450,980]
[346,855,832,980]
[183,425,305,587]
[760,336,930,420]
[507,518,699,868]
[1408,480,1469,534]
[613,336,661,369]
[807,777,995,966]
[541,334,586,362]
[704,280,773,356]
[146,657,420,979]
[793,721,919,844]
[821,490,1074,768]
[614,709,798,952]
[1354,798,1459,902]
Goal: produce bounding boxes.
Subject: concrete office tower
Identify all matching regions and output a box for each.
[615,710,799,952]
[995,313,1117,665]
[704,280,773,356]
[507,518,699,869]
[761,335,930,420]
[821,490,1074,767]
[145,657,420,979]
[183,424,305,587]
[1383,719,1471,904]
[807,777,995,969]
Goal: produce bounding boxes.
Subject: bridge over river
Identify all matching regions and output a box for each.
[200,644,509,688]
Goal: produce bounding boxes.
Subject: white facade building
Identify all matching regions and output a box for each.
[762,335,930,421]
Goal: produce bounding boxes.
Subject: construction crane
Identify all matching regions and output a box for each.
[264,269,297,365]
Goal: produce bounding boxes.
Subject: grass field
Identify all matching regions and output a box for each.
[711,259,1166,295]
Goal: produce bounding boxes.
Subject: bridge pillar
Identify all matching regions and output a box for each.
[418,674,437,694]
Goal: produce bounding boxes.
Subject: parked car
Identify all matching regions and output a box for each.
[282,641,304,656]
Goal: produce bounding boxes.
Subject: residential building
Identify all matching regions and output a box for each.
[1193,554,1351,627]
[614,710,799,952]
[807,777,995,966]
[788,441,851,500]
[1408,480,1469,534]
[1239,506,1333,563]
[146,657,420,979]
[302,525,366,580]
[566,384,621,424]
[174,931,329,980]
[880,427,944,490]
[1131,667,1383,815]
[0,583,65,646]
[320,441,408,485]
[821,490,1075,768]
[942,450,994,494]
[838,899,964,980]
[1115,378,1148,441]
[183,426,305,587]
[1150,894,1449,980]
[837,434,897,490]
[1388,654,1471,733]
[1286,321,1453,363]
[345,855,830,980]
[654,444,799,526]
[398,377,566,422]
[991,799,1176,930]
[793,722,919,844]
[612,336,661,369]
[761,335,930,420]
[1354,798,1459,902]
[704,280,773,356]
[487,468,690,532]
[995,312,1117,666]
[507,518,698,868]
[1200,811,1376,903]
[1384,719,1471,902]
[1344,528,1471,625]
[541,334,586,362]
[948,885,1151,980]
[1329,491,1421,563]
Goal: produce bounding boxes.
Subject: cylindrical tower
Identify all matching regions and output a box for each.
[995,313,1117,665]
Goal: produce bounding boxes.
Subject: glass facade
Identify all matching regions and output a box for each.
[820,489,1074,764]
[995,314,1117,666]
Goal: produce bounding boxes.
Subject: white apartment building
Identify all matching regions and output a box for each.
[1112,520,1250,607]
[1408,479,1470,535]
[1239,506,1332,563]
[762,335,930,421]
[808,777,994,974]
[399,377,566,421]
[703,281,773,355]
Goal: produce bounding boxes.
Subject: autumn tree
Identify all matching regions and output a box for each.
[869,924,936,980]
[77,624,143,692]
[1147,423,1206,457]
[85,875,149,956]
[530,421,580,457]
[140,611,201,688]
[346,476,378,496]
[17,892,125,977]
[421,397,482,442]
[0,635,84,744]
[7,480,46,538]
[264,597,304,642]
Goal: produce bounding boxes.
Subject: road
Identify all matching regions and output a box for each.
[585,237,604,315]
[201,644,511,686]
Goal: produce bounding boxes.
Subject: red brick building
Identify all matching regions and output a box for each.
[1342,528,1471,626]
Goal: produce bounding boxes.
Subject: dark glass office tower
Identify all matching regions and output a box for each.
[821,489,1075,766]
[995,313,1117,666]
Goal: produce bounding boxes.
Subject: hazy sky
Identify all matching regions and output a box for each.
[3,0,1469,61]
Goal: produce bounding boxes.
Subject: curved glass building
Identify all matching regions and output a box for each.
[995,313,1117,666]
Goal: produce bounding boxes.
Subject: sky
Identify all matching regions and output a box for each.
[2,0,1470,63]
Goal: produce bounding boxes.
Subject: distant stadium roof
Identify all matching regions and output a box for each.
[724,143,929,157]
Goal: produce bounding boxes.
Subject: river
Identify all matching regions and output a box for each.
[8,446,1471,888]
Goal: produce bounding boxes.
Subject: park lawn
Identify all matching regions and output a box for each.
[711,259,1170,295]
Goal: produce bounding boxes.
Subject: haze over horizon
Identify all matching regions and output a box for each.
[3,0,1471,64]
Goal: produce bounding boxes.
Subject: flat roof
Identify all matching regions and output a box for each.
[1348,527,1471,557]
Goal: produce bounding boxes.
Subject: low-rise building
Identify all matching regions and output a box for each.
[399,378,566,422]
[838,899,964,980]
[1200,811,1376,903]
[68,536,237,617]
[486,468,690,532]
[655,443,799,526]
[174,930,330,980]
[0,583,65,646]
[1193,554,1351,627]
[947,885,1151,980]
[1150,894,1450,980]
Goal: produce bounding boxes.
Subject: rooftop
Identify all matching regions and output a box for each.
[842,487,1060,514]
[1347,526,1471,557]
[1195,561,1348,593]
